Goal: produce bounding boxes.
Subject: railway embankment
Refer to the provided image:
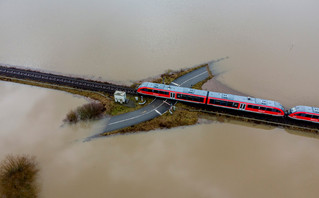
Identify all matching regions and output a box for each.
[100,65,319,138]
[0,61,318,139]
[0,63,209,127]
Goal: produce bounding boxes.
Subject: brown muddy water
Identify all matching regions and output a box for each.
[1,0,319,197]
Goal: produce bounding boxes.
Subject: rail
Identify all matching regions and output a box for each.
[184,105,319,133]
[0,64,137,95]
[0,64,318,134]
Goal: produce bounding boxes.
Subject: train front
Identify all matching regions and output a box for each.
[137,82,150,95]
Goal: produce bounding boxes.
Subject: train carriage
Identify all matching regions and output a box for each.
[137,82,285,117]
[137,82,208,104]
[207,92,285,116]
[288,106,319,123]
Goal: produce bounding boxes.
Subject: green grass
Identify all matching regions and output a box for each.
[152,64,208,85]
[0,155,39,198]
[191,76,211,90]
[130,64,208,89]
[108,95,153,116]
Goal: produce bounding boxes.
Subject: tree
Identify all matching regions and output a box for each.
[0,155,39,198]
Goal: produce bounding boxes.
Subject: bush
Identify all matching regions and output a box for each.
[66,110,77,123]
[64,102,105,123]
[0,155,39,198]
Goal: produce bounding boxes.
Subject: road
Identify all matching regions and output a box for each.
[86,65,210,140]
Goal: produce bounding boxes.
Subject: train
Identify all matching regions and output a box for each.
[137,82,319,124]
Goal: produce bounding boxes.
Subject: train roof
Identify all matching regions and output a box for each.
[290,105,319,114]
[139,82,208,97]
[138,82,284,110]
[208,92,284,110]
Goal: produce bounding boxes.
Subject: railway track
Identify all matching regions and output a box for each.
[0,64,317,134]
[186,104,319,133]
[0,64,137,95]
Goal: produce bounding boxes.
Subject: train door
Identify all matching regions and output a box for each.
[170,92,175,99]
[239,103,246,110]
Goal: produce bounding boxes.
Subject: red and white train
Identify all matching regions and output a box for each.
[288,106,319,123]
[137,82,319,123]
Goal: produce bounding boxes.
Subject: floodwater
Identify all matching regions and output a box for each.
[1,0,319,197]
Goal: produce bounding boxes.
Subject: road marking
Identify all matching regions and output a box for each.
[155,109,162,115]
[163,100,171,105]
[108,70,207,127]
[171,82,180,86]
[108,100,166,125]
[179,70,208,86]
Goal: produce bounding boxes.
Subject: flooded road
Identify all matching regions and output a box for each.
[1,0,319,197]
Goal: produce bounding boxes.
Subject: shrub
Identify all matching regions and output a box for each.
[0,155,39,198]
[66,110,77,123]
[64,102,105,123]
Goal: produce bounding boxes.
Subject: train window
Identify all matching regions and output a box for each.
[159,91,169,95]
[253,106,259,109]
[266,108,272,112]
[177,94,203,102]
[313,115,319,119]
[210,99,219,105]
[194,97,204,102]
[260,107,266,110]
[299,114,307,117]
[141,88,153,93]
[209,99,238,108]
[247,105,253,108]
[153,90,159,93]
[219,101,225,106]
[305,114,313,118]
[227,102,232,106]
